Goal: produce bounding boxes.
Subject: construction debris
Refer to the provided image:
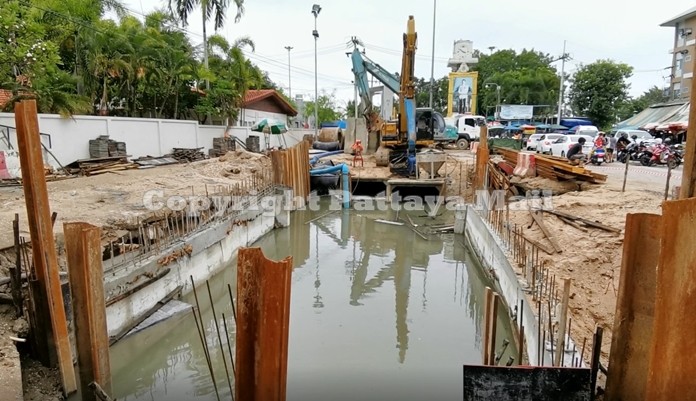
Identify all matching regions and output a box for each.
[89,135,127,158]
[543,209,622,234]
[209,137,236,158]
[65,156,139,176]
[494,147,607,184]
[168,148,206,163]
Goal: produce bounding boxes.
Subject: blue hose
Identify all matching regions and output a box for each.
[310,150,344,166]
[309,163,350,208]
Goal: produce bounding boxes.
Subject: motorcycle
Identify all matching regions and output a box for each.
[617,141,644,163]
[639,143,681,169]
[590,146,606,165]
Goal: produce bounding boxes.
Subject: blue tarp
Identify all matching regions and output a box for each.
[321,120,347,129]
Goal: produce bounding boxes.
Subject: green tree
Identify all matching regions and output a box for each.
[0,0,91,116]
[472,49,560,118]
[568,60,633,129]
[304,91,342,126]
[168,0,245,89]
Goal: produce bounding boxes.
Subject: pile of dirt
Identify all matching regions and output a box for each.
[507,187,663,368]
[510,176,591,195]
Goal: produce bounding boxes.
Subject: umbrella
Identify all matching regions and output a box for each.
[250,118,289,135]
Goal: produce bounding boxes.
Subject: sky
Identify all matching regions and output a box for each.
[118,0,694,109]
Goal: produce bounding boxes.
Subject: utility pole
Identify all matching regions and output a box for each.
[354,82,358,118]
[557,40,567,125]
[285,46,293,100]
[312,5,321,139]
[429,0,437,110]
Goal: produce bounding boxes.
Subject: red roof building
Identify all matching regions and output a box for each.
[238,89,297,126]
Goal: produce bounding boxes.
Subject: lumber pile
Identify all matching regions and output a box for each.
[66,156,139,176]
[493,147,607,184]
[487,159,519,196]
[168,147,206,162]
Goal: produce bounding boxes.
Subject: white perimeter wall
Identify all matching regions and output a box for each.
[0,113,313,170]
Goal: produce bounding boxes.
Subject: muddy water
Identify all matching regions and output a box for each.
[110,204,516,400]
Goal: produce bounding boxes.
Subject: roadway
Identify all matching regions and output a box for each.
[587,162,682,195]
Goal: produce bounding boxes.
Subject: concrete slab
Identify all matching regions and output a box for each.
[124,299,192,338]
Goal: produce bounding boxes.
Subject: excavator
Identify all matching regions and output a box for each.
[350,16,452,174]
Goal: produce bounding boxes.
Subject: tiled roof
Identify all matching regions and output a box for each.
[243,89,297,116]
[0,90,12,108]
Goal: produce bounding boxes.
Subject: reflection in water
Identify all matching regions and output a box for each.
[111,204,516,400]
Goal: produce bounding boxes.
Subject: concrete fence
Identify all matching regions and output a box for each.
[0,113,314,173]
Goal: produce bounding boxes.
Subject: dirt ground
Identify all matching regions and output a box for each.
[0,145,667,397]
[0,149,270,400]
[0,149,271,250]
[506,186,664,371]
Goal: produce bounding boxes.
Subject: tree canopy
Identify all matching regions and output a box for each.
[0,0,279,122]
[303,91,343,126]
[472,49,561,118]
[568,59,633,129]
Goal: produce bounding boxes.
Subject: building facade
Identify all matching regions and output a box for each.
[237,89,298,127]
[661,6,696,100]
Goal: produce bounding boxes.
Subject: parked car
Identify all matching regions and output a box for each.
[526,134,545,151]
[537,134,565,154]
[549,135,594,157]
[621,129,657,146]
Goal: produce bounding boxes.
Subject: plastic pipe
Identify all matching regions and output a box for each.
[309,150,344,165]
[309,163,351,209]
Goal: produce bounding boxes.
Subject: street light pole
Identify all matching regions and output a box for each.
[496,86,501,120]
[312,4,321,139]
[428,0,437,110]
[485,82,501,120]
[285,46,293,100]
[557,40,567,125]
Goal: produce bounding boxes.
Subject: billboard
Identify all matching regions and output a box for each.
[499,105,534,120]
[447,72,478,117]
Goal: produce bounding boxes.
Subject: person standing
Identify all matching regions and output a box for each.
[607,133,617,163]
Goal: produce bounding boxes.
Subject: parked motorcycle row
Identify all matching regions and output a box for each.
[615,141,683,169]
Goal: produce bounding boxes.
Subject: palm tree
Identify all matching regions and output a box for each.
[82,21,134,115]
[168,0,246,89]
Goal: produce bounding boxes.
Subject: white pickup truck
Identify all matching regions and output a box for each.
[444,114,487,149]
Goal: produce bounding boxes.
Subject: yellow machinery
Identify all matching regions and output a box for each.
[350,16,436,171]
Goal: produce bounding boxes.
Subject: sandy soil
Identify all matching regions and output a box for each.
[506,186,664,370]
[0,149,270,399]
[0,149,271,250]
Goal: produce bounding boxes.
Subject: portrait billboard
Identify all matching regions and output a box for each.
[447,72,478,117]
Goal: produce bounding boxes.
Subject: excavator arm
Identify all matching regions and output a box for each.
[351,48,400,133]
[400,16,417,152]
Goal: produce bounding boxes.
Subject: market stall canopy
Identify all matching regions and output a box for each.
[655,103,690,131]
[615,101,687,130]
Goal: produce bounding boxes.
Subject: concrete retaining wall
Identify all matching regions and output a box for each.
[104,209,275,337]
[463,205,551,366]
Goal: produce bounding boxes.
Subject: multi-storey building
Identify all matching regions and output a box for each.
[661,6,696,99]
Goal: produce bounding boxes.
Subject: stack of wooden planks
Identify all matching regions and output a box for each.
[494,147,607,184]
[487,159,519,195]
[168,147,206,162]
[65,156,139,176]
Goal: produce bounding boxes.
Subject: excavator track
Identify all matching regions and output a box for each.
[375,146,390,167]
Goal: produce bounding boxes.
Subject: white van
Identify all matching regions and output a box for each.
[574,125,599,137]
[445,114,487,149]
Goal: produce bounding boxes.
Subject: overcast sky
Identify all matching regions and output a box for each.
[118,0,693,108]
